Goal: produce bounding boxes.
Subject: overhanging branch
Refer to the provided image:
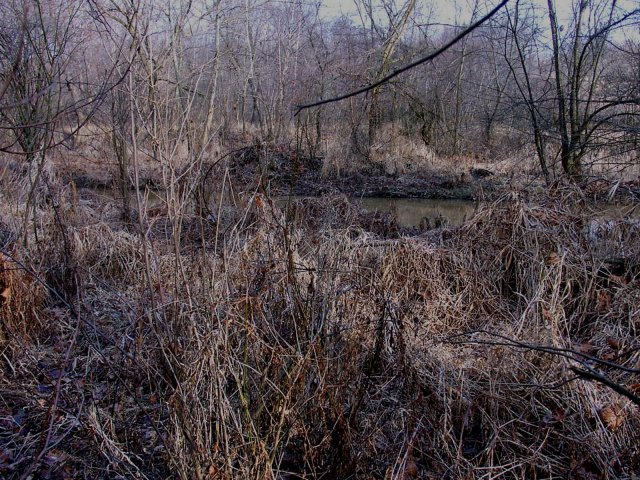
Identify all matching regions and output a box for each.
[295,0,510,115]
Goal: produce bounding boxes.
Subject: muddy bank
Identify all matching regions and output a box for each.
[13,144,640,203]
[227,144,499,200]
[35,143,638,204]
[273,171,482,200]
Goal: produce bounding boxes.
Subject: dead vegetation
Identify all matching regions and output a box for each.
[0,166,638,480]
[1,0,639,475]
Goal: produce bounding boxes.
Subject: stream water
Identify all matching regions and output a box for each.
[93,186,637,230]
[274,195,478,227]
[97,187,478,228]
[282,196,638,229]
[355,197,477,227]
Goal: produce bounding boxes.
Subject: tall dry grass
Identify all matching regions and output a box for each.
[321,124,540,184]
[0,168,638,479]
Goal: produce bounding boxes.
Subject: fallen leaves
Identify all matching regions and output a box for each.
[542,408,567,427]
[0,286,10,306]
[595,290,612,312]
[599,404,626,431]
[545,251,561,266]
[606,337,622,351]
[404,459,418,478]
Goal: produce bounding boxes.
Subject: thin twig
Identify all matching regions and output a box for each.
[447,330,640,405]
[447,329,640,373]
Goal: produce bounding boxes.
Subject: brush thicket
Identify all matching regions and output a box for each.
[1,177,638,479]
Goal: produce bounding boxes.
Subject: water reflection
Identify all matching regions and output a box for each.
[356,197,476,227]
[275,195,477,228]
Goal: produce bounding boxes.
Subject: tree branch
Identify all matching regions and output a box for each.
[570,367,640,407]
[447,330,640,406]
[295,0,510,115]
[0,2,29,104]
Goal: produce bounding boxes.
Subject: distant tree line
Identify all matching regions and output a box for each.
[0,0,638,184]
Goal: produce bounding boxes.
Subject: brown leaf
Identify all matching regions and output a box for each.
[552,408,566,424]
[541,306,553,323]
[404,460,418,478]
[609,274,627,285]
[575,342,595,355]
[0,287,9,306]
[606,336,621,351]
[542,408,567,426]
[545,252,561,265]
[596,291,611,312]
[599,405,625,431]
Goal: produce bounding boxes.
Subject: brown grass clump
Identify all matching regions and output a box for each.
[282,194,400,238]
[1,177,639,479]
[0,207,47,348]
[0,247,47,348]
[412,192,640,477]
[73,223,147,285]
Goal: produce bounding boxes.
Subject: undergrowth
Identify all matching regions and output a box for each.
[0,172,638,479]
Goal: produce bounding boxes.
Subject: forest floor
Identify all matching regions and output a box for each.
[1,144,639,479]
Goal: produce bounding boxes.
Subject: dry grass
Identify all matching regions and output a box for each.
[0,164,639,479]
[321,124,539,184]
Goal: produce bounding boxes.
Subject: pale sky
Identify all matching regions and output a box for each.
[319,0,567,22]
[319,0,638,27]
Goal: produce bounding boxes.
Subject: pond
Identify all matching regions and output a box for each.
[275,195,478,228]
[91,186,637,231]
[355,197,477,228]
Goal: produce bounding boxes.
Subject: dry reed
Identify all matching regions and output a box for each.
[1,174,638,479]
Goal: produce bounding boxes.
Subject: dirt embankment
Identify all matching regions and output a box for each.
[238,145,640,202]
[8,145,487,199]
[223,144,500,200]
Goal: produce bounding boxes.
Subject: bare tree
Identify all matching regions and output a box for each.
[503,1,554,183]
[0,1,81,164]
[549,0,640,179]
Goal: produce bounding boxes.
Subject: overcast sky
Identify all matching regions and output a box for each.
[319,0,639,27]
[319,0,563,22]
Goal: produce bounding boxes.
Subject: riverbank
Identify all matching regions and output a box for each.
[13,143,639,206]
[225,144,504,200]
[26,143,504,201]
